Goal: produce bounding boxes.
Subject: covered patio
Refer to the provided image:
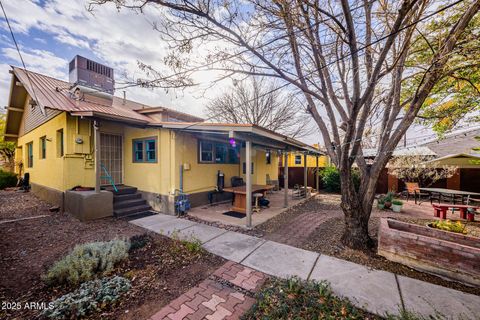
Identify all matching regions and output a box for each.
[187,189,314,227]
[161,122,324,228]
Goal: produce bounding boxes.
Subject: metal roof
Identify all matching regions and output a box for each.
[13,67,153,124]
[160,122,324,154]
[8,67,323,154]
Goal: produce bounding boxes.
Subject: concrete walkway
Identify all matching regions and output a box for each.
[131,214,480,319]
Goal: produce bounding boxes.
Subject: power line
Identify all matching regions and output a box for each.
[63,0,376,97]
[0,0,41,112]
[179,0,466,131]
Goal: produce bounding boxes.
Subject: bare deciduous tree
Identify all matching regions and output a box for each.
[388,155,458,186]
[90,0,480,250]
[205,78,312,138]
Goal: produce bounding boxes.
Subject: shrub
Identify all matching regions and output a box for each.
[181,237,203,254]
[43,239,130,286]
[243,277,370,319]
[129,234,150,251]
[430,220,467,234]
[170,231,204,255]
[392,199,403,206]
[383,191,394,203]
[0,170,17,189]
[320,166,360,193]
[43,276,131,319]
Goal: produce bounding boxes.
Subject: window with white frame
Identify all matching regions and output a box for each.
[295,155,302,165]
[199,140,239,164]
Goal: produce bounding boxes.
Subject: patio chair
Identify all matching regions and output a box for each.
[292,184,305,199]
[231,176,245,187]
[266,174,279,192]
[404,182,429,203]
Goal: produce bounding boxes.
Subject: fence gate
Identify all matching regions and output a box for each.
[100,133,123,185]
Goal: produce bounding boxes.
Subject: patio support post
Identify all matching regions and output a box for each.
[94,120,101,193]
[304,153,308,198]
[316,155,319,192]
[246,140,252,228]
[284,151,289,208]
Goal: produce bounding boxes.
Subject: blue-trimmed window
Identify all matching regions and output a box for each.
[146,140,156,162]
[133,138,157,163]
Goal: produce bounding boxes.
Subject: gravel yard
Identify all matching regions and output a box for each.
[0,190,223,319]
[254,192,480,296]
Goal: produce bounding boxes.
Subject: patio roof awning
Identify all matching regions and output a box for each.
[157,122,324,155]
[158,121,322,229]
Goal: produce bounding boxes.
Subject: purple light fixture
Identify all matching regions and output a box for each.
[229,138,236,147]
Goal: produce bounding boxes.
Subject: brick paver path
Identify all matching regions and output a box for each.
[266,211,339,246]
[150,261,268,320]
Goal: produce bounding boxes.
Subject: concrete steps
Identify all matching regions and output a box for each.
[105,185,152,218]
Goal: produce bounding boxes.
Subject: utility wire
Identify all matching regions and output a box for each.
[0,0,41,112]
[179,0,466,131]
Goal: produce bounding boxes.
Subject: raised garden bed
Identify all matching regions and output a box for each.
[378,218,480,286]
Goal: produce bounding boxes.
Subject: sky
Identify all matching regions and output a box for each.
[0,0,228,121]
[0,0,442,147]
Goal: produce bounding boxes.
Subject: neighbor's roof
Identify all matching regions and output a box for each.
[363,146,436,157]
[423,153,480,163]
[421,127,480,157]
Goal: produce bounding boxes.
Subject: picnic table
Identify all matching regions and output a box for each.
[223,184,274,213]
[432,203,478,221]
[418,187,480,205]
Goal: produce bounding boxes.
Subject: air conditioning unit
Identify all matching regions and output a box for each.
[69,55,114,97]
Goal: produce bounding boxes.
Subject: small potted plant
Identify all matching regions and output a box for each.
[392,199,403,213]
[377,197,385,210]
[383,192,394,209]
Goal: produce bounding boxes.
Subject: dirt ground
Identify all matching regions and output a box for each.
[0,191,223,319]
[0,189,52,221]
[255,192,480,296]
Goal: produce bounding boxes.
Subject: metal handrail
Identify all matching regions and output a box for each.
[100,164,118,192]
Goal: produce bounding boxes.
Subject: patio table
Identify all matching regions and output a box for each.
[418,187,480,205]
[223,184,274,213]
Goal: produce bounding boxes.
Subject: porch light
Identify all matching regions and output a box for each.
[229,137,236,148]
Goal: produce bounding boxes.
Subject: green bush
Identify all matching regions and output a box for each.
[0,170,17,189]
[243,277,370,319]
[43,239,130,286]
[129,234,150,251]
[43,276,131,319]
[320,166,360,193]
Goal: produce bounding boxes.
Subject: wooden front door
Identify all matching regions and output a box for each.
[100,133,123,185]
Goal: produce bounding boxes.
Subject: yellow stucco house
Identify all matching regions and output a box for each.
[278,144,329,189]
[3,56,320,218]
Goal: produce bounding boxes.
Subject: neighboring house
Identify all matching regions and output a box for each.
[3,56,318,216]
[367,128,480,193]
[278,144,329,189]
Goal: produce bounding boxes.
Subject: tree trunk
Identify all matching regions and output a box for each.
[341,209,373,250]
[339,169,377,250]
